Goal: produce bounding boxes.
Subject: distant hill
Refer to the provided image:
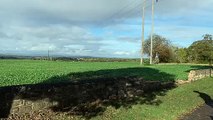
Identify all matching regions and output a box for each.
[0,54,142,62]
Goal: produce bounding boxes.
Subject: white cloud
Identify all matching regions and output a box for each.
[114,51,131,55]
[0,0,213,58]
[0,24,105,56]
[113,50,139,58]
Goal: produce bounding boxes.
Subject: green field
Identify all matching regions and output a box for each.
[1,59,213,119]
[0,59,209,87]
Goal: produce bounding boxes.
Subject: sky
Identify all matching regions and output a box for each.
[0,0,212,58]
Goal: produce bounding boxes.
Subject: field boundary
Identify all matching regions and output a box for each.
[0,77,175,119]
[176,68,213,85]
[188,69,213,81]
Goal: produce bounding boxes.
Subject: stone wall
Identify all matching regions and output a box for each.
[188,69,213,81]
[0,77,175,119]
[2,69,212,119]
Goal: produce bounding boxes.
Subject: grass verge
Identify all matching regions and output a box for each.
[90,77,213,120]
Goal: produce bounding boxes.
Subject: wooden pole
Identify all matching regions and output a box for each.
[48,49,50,60]
[140,0,146,65]
[150,0,155,64]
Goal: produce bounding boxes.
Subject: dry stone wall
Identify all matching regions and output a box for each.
[1,69,212,119]
[0,77,175,119]
[188,69,213,81]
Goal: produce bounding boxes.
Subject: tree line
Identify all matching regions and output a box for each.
[144,34,213,64]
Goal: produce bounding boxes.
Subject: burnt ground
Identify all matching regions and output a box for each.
[180,91,213,120]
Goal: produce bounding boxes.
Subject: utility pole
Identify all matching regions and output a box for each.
[48,49,50,60]
[140,0,146,65]
[150,0,155,64]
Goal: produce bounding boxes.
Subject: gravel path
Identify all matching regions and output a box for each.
[180,91,213,120]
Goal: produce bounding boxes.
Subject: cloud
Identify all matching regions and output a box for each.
[0,0,213,58]
[117,36,140,43]
[114,51,131,55]
[155,0,213,16]
[0,24,106,56]
[0,32,9,38]
[0,0,212,25]
[0,0,142,26]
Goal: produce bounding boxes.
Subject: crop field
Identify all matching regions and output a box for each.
[1,59,213,119]
[0,59,209,87]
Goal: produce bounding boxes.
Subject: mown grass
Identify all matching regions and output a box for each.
[0,59,209,86]
[89,77,213,120]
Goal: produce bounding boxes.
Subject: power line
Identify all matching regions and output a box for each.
[107,0,152,20]
[95,0,160,25]
[97,0,151,25]
[92,0,160,64]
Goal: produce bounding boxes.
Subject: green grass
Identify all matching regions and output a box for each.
[0,59,209,86]
[90,77,213,120]
[1,59,212,119]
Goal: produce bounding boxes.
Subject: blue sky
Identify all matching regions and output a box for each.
[0,0,212,58]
